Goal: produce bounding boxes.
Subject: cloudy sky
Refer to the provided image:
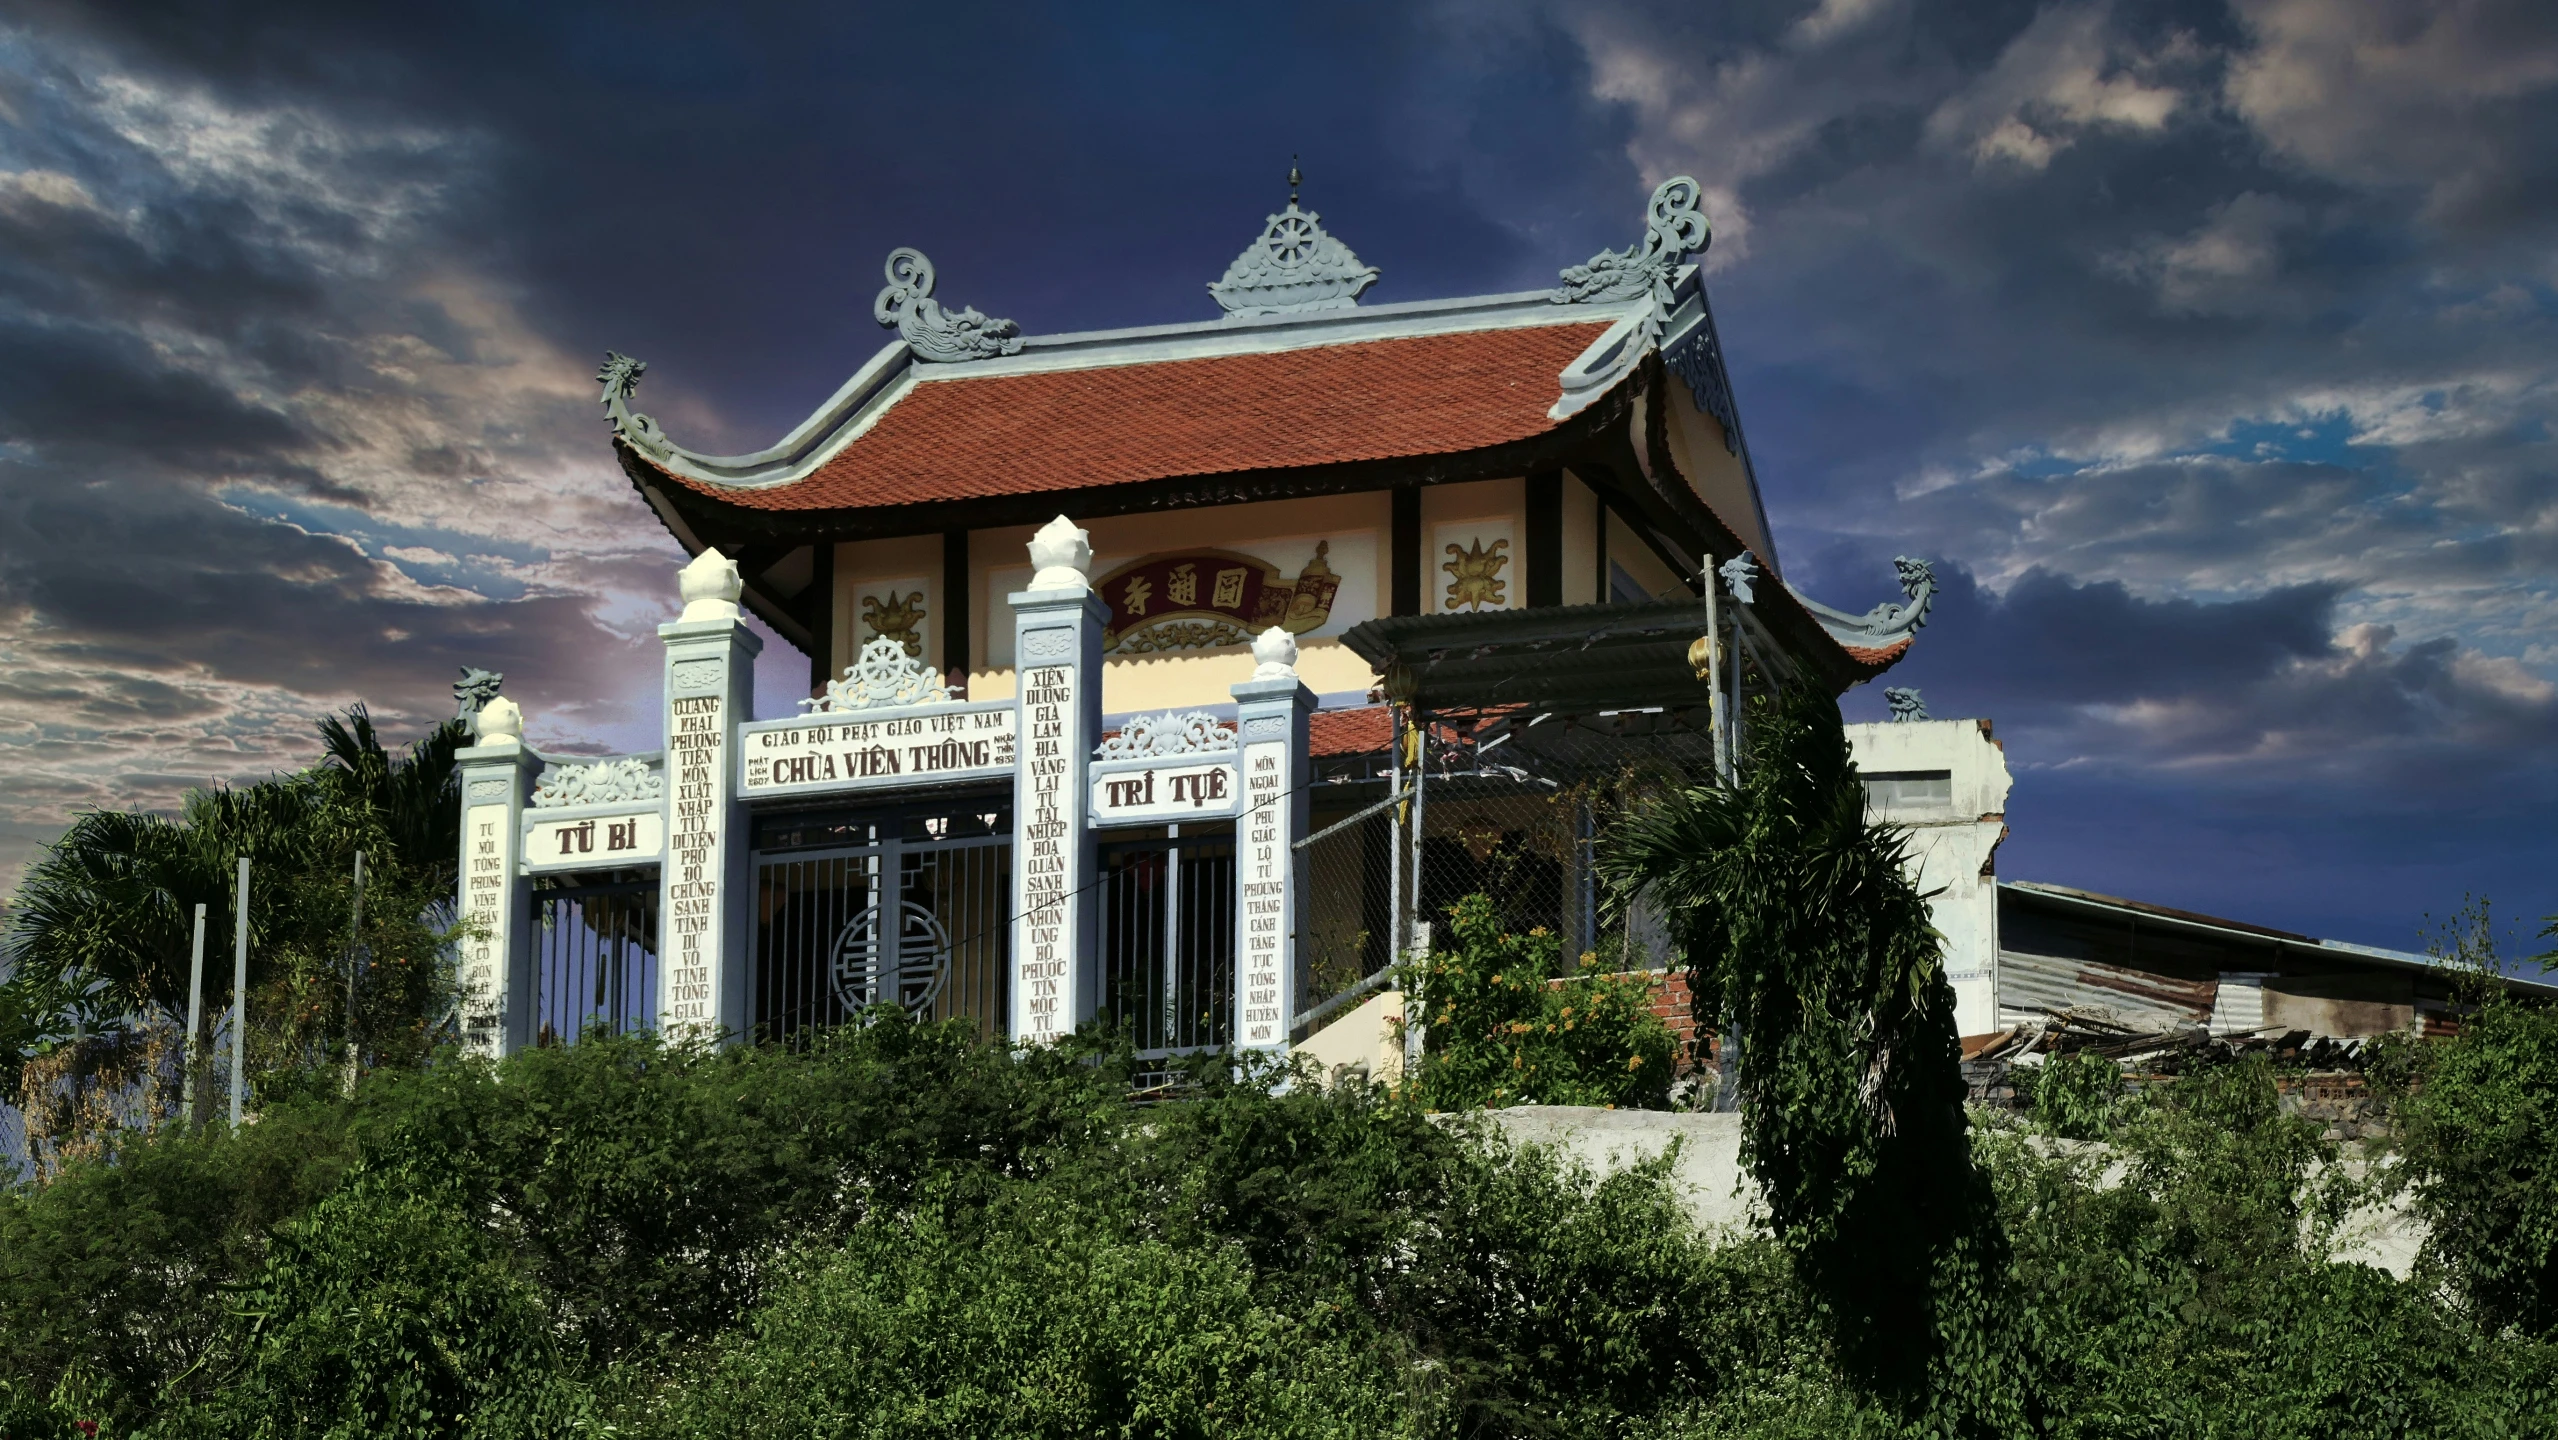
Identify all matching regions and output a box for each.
[0,0,2550,953]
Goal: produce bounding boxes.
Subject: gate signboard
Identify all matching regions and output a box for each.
[739,702,1016,799]
[1089,757,1240,825]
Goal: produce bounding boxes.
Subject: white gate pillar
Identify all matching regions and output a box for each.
[1009,517,1105,1044]
[1231,628,1314,1052]
[455,697,538,1058]
[658,550,761,1045]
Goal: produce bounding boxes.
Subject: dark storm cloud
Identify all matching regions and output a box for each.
[1847,563,2339,711]
[0,461,645,721]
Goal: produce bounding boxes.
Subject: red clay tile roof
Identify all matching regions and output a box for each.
[634,323,1612,512]
[1839,637,1913,670]
[1310,705,1393,758]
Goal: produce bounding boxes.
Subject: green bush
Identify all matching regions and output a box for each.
[1600,688,2007,1421]
[2018,1048,2123,1140]
[673,1198,1420,1440]
[5,994,2557,1437]
[2390,995,2558,1338]
[194,1178,589,1440]
[1402,893,1678,1112]
[1986,1057,2549,1438]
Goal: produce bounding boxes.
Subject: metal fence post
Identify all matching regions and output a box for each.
[228,856,248,1128]
[184,903,205,1130]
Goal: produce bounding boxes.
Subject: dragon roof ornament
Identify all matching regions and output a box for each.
[1718,551,1759,605]
[874,248,1022,363]
[805,635,953,713]
[1210,165,1379,318]
[1548,177,1718,420]
[1553,176,1710,306]
[453,667,504,720]
[597,352,675,460]
[1790,556,1938,649]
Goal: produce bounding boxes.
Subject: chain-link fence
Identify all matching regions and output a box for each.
[1292,705,1717,1042]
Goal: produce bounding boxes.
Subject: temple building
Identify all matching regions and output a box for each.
[452,175,1941,1063]
[602,174,1931,720]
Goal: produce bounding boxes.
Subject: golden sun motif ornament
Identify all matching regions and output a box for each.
[1442,536,1510,611]
[861,590,926,658]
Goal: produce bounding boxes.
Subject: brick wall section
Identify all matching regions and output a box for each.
[1552,968,1709,1074]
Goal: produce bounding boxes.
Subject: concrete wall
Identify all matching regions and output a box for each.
[1844,718,2012,1038]
[1462,1106,2419,1275]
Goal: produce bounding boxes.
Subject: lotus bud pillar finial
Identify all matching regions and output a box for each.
[1250,626,1298,680]
[474,695,525,749]
[1027,515,1092,592]
[678,549,744,622]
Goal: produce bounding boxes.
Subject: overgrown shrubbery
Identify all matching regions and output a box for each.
[2384,989,2558,1340]
[0,1025,1780,1439]
[3,1010,2557,1437]
[1401,893,1679,1112]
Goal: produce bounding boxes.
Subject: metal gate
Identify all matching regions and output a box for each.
[1097,829,1236,1054]
[748,798,1011,1046]
[528,875,660,1045]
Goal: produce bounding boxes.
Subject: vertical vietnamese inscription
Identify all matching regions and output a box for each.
[460,802,510,1056]
[1014,661,1075,1042]
[665,690,724,1034]
[1238,740,1289,1047]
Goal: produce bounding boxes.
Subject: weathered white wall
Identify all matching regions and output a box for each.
[1463,1106,2421,1276]
[1471,1107,1760,1235]
[1845,718,2012,1038]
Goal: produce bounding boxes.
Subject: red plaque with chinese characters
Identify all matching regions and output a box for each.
[1092,544,1339,652]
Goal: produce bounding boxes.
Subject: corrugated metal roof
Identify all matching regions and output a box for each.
[1997,948,2217,1030]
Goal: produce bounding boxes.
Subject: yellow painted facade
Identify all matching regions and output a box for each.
[1659,384,1775,571]
[821,467,1737,715]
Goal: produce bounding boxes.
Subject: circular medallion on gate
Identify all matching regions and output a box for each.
[830,900,952,1018]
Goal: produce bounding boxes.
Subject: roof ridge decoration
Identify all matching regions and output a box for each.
[530,755,664,809]
[1547,176,1712,420]
[873,247,1022,363]
[1664,318,1742,454]
[804,635,955,713]
[1791,556,1937,648]
[1096,710,1239,760]
[1553,176,1709,306]
[1208,171,1380,318]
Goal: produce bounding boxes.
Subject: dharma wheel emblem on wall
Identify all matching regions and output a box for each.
[1094,544,1340,653]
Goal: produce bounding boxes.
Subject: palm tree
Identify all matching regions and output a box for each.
[315,706,467,892]
[2,706,466,1120]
